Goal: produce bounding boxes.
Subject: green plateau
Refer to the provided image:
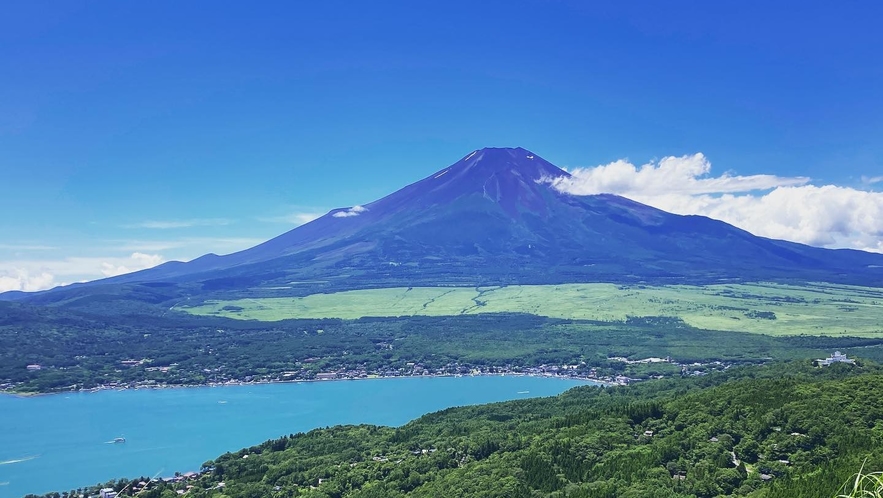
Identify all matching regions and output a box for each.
[183,282,883,337]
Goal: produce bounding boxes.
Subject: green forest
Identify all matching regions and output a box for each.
[4,300,883,394]
[30,361,883,498]
[8,298,883,497]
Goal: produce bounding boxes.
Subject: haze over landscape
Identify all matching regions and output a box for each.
[4,2,883,498]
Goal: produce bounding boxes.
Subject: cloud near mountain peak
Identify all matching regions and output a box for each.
[551,153,883,253]
[333,205,368,218]
[551,153,810,196]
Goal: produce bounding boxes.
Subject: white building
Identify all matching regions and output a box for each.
[816,351,855,366]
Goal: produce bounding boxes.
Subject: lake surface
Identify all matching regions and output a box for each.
[0,376,591,497]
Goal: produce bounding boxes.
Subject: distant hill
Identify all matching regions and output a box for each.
[5,147,883,311]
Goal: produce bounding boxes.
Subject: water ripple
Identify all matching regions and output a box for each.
[0,455,38,465]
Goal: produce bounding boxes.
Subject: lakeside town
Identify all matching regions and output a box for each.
[5,349,858,397]
[2,355,745,396]
[3,352,855,397]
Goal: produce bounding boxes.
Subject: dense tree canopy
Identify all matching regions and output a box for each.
[31,361,883,498]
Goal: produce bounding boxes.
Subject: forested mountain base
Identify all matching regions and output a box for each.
[5,300,883,394]
[35,362,883,498]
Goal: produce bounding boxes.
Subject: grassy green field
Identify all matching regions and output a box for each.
[181,282,883,336]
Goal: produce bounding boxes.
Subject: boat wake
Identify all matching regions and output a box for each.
[0,481,9,486]
[0,455,38,465]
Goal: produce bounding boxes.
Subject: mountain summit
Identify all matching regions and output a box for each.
[365,147,570,221]
[9,147,883,307]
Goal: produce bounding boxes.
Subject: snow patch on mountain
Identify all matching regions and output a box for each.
[333,205,368,218]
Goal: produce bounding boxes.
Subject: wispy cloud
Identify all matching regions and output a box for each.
[258,211,326,225]
[99,252,165,277]
[112,237,265,253]
[551,153,883,253]
[862,175,883,185]
[124,218,234,229]
[332,205,367,218]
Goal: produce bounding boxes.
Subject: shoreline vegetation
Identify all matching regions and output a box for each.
[23,361,883,498]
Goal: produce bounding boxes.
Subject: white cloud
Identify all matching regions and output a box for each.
[551,154,883,253]
[332,205,367,218]
[0,235,274,293]
[862,175,883,185]
[0,252,166,292]
[0,269,57,293]
[125,218,234,229]
[551,153,809,196]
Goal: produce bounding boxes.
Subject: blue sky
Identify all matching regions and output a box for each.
[2,1,883,290]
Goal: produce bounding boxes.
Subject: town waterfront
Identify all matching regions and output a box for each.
[0,375,590,497]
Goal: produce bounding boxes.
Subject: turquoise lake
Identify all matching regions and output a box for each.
[0,376,591,497]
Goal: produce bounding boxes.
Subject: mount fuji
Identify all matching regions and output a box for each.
[6,147,883,310]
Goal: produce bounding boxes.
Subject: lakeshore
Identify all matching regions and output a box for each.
[1,373,616,398]
[0,374,591,497]
[1,362,629,398]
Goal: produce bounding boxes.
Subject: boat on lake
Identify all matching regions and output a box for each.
[113,437,126,443]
